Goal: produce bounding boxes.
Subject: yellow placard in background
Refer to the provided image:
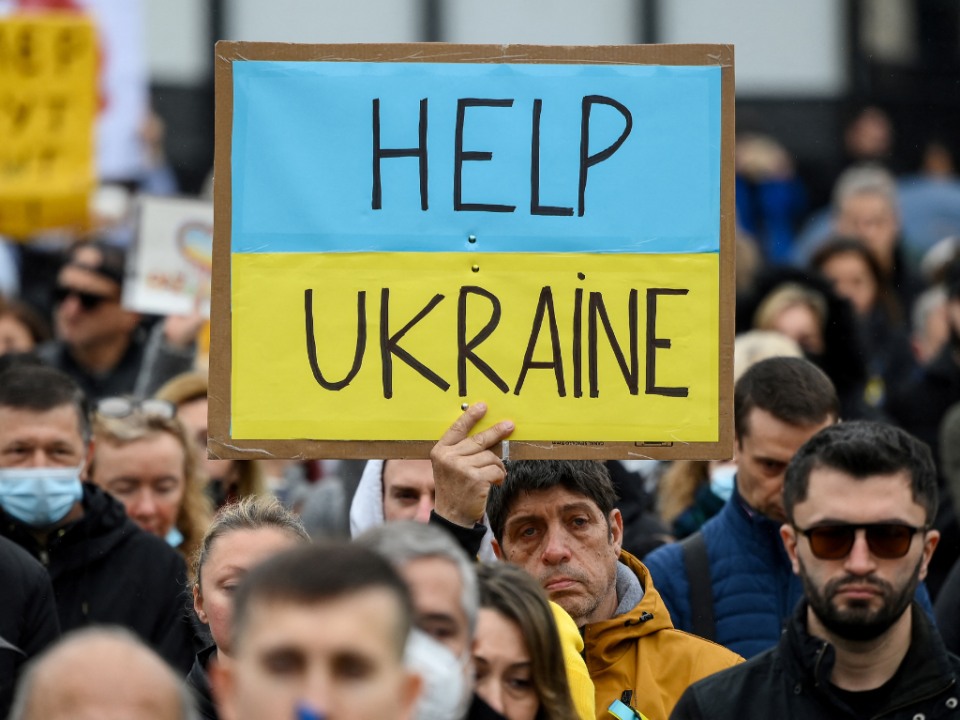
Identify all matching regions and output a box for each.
[232,251,719,442]
[0,14,96,238]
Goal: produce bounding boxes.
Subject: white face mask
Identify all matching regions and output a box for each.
[0,461,85,528]
[709,464,737,502]
[405,629,473,720]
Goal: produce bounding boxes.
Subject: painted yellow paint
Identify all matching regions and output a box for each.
[232,251,719,442]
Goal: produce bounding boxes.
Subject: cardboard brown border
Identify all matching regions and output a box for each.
[209,42,735,461]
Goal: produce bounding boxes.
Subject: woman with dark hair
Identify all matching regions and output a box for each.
[812,237,917,407]
[474,562,585,720]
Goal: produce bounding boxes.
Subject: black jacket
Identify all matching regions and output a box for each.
[671,601,960,720]
[936,559,960,657]
[0,484,197,674]
[187,645,219,720]
[0,535,60,719]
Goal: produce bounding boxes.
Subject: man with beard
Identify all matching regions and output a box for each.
[670,422,960,720]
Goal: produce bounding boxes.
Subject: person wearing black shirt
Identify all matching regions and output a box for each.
[671,422,960,720]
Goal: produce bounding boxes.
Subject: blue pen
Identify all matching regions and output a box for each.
[295,703,324,720]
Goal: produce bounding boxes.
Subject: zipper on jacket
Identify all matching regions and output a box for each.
[870,678,956,720]
[812,641,829,688]
[38,549,49,566]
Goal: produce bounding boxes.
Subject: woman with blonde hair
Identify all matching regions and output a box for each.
[474,562,585,720]
[90,397,212,563]
[187,496,310,720]
[155,370,268,507]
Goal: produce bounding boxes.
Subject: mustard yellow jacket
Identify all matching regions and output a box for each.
[582,552,743,720]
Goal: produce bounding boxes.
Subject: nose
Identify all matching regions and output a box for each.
[413,494,434,523]
[843,529,878,576]
[299,668,332,719]
[479,681,505,716]
[541,526,572,566]
[59,293,82,320]
[128,489,158,526]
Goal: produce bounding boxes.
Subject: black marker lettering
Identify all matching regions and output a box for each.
[455,98,516,213]
[457,286,508,396]
[372,98,428,211]
[304,289,366,391]
[578,95,633,217]
[530,99,573,216]
[380,289,450,399]
[646,288,690,397]
[514,286,566,397]
[573,287,583,398]
[588,290,639,398]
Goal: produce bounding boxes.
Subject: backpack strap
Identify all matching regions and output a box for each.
[679,531,716,642]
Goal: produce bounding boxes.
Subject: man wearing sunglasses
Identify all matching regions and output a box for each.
[671,421,959,720]
[37,241,197,401]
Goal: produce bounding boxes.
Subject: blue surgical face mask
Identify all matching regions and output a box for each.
[709,464,737,502]
[0,462,85,528]
[165,525,184,548]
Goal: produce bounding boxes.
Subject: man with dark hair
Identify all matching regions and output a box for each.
[671,422,959,720]
[0,365,196,673]
[430,406,742,720]
[644,357,857,657]
[210,543,422,720]
[38,241,198,400]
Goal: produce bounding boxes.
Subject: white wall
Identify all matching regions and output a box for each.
[445,0,640,45]
[660,0,847,97]
[227,0,421,43]
[145,0,208,84]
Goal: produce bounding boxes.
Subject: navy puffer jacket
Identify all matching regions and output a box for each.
[644,482,935,658]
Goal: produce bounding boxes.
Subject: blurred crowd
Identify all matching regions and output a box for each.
[3,72,960,720]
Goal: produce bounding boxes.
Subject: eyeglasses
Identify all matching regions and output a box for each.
[53,285,116,311]
[795,523,928,560]
[96,397,176,420]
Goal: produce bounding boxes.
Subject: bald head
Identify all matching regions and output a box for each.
[10,628,194,720]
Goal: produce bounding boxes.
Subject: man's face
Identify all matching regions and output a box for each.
[212,592,420,720]
[55,255,139,349]
[493,487,622,627]
[835,193,900,269]
[0,404,87,469]
[399,556,470,658]
[382,460,435,523]
[736,408,834,523]
[91,433,186,538]
[781,468,939,642]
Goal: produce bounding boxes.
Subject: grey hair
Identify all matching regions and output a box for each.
[832,164,898,213]
[8,626,199,720]
[193,494,310,590]
[356,521,479,638]
[912,285,948,339]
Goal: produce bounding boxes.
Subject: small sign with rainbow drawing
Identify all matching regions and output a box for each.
[124,195,213,317]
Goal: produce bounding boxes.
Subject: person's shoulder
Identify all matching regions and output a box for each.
[101,512,188,578]
[643,535,683,571]
[0,533,46,582]
[654,627,745,676]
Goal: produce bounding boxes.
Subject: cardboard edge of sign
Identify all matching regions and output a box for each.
[209,42,735,461]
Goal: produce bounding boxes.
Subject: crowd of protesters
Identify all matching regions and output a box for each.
[3,103,960,720]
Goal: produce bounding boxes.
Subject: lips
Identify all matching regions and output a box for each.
[836,584,881,600]
[543,577,578,592]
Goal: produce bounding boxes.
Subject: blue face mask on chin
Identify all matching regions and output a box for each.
[0,463,85,528]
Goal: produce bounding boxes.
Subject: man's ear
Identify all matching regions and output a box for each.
[918,529,941,582]
[491,537,504,560]
[780,524,801,576]
[398,669,424,720]
[81,440,95,482]
[208,654,237,720]
[733,433,741,464]
[609,508,624,557]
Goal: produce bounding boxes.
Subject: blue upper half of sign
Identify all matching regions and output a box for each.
[231,61,721,254]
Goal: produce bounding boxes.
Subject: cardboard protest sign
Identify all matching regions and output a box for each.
[210,43,735,460]
[123,196,213,317]
[0,13,96,238]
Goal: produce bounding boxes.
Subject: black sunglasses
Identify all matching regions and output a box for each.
[54,285,115,311]
[795,523,928,560]
[96,397,176,420]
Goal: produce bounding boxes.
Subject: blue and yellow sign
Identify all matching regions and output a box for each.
[213,44,734,456]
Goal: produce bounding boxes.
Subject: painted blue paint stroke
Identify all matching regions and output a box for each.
[232,61,721,255]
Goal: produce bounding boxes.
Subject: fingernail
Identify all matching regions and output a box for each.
[504,421,515,431]
[476,402,487,411]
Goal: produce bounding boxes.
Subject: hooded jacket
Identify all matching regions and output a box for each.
[670,601,960,720]
[0,535,60,719]
[585,551,742,720]
[643,483,935,658]
[0,483,197,674]
[186,645,220,720]
[351,460,499,560]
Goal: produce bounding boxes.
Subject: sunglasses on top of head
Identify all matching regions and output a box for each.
[53,285,116,311]
[794,522,929,560]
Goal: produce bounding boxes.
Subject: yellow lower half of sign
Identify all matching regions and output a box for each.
[231,251,720,442]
